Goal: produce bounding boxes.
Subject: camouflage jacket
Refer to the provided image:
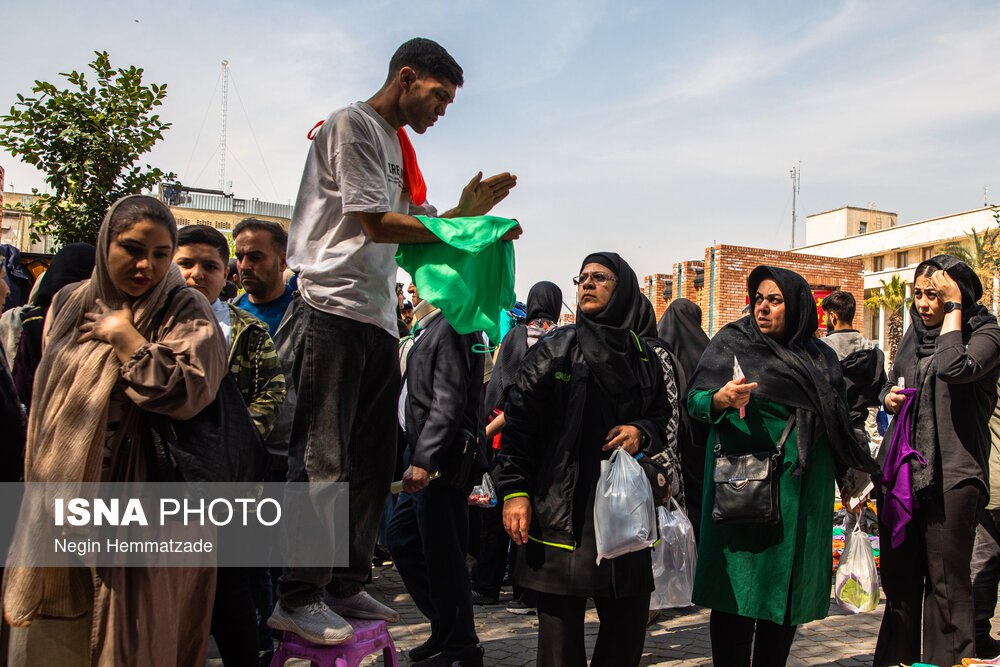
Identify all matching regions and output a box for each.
[226,303,286,439]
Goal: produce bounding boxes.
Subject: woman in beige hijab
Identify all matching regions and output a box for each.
[4,195,227,666]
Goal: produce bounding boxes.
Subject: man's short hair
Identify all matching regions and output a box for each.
[232,218,288,253]
[177,224,229,265]
[389,38,463,87]
[821,290,856,325]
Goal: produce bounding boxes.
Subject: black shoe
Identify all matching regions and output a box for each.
[505,597,536,615]
[470,590,499,605]
[976,635,1000,658]
[409,637,444,662]
[372,544,392,566]
[411,645,484,667]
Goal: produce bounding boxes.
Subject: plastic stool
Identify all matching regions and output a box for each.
[271,618,399,667]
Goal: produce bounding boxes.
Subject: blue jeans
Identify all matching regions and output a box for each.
[278,302,400,606]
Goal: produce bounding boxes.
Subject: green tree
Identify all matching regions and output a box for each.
[0,51,174,246]
[864,275,908,363]
[937,212,1000,307]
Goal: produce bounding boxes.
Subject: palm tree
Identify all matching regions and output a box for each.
[864,275,908,363]
[938,222,1000,309]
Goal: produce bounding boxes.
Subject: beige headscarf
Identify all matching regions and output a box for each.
[4,195,186,625]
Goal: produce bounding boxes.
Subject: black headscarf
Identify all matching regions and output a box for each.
[29,243,96,312]
[657,298,710,381]
[575,252,657,396]
[485,281,563,411]
[890,254,1000,495]
[525,281,562,324]
[690,265,878,475]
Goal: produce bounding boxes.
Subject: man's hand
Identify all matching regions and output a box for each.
[603,424,643,454]
[884,386,906,414]
[503,496,532,546]
[455,171,517,217]
[402,464,431,493]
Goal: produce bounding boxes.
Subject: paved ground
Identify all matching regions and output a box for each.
[262,564,886,667]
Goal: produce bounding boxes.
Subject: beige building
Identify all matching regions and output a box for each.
[792,205,995,349]
[1,186,291,254]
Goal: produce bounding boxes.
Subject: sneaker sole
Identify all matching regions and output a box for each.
[505,608,536,616]
[266,615,354,645]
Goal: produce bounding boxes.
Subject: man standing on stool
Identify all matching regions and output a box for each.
[268,37,519,645]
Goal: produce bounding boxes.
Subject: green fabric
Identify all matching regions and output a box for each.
[397,215,518,342]
[688,389,835,626]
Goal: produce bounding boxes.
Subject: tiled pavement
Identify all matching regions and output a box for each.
[253,564,887,667]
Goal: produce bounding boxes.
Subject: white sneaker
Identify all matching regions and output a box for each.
[326,590,401,622]
[267,601,354,645]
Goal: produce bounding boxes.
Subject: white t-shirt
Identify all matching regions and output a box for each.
[211,298,232,347]
[287,101,435,337]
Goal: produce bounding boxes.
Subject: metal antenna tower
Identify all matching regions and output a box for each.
[219,60,230,193]
[789,161,801,248]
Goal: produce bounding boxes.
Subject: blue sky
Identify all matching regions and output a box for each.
[3,1,1000,310]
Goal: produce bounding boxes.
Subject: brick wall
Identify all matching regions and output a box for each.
[642,273,672,320]
[700,245,864,336]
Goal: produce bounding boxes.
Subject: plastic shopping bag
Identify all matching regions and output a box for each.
[834,519,880,613]
[594,448,656,564]
[468,472,498,508]
[650,498,698,609]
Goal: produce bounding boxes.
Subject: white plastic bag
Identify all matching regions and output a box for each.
[467,473,497,508]
[594,448,656,564]
[834,519,880,613]
[650,498,698,609]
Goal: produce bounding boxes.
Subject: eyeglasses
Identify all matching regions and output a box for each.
[573,272,617,286]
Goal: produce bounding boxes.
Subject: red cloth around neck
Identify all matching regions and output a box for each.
[396,127,427,206]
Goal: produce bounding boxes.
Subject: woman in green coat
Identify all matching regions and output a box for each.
[686,266,878,667]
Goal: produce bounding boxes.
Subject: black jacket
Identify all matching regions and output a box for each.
[497,326,668,550]
[822,330,888,431]
[405,314,486,482]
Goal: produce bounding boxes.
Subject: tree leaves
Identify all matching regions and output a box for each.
[0,51,174,245]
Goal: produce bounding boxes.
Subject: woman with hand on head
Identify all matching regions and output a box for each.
[688,266,877,667]
[3,195,227,666]
[497,253,668,667]
[874,255,1000,667]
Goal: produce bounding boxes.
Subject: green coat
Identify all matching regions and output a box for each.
[688,388,834,625]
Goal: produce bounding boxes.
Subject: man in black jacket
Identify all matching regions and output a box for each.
[387,299,486,667]
[821,291,888,438]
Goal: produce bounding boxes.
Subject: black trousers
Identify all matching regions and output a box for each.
[278,304,400,605]
[972,508,1000,645]
[709,610,797,667]
[388,479,479,659]
[874,480,983,667]
[535,591,650,667]
[211,567,260,666]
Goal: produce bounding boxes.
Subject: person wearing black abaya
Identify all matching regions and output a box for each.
[12,243,96,412]
[497,253,668,667]
[688,266,878,667]
[657,297,711,538]
[874,255,1000,667]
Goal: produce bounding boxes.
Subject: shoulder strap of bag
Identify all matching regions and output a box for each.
[714,413,796,456]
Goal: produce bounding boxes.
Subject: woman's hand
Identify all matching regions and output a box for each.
[603,424,643,454]
[503,496,532,546]
[78,299,147,363]
[710,376,759,416]
[929,269,962,305]
[884,386,906,414]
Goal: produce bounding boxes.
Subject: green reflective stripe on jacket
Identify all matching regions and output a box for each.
[227,304,286,439]
[527,535,575,551]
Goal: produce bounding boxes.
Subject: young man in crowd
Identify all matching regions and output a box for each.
[269,37,519,645]
[174,224,286,666]
[388,297,486,666]
[820,291,887,437]
[232,218,295,335]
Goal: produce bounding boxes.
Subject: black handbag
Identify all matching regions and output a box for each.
[711,415,795,525]
[636,452,672,506]
[141,286,270,483]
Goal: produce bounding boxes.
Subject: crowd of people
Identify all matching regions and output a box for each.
[1,36,1000,667]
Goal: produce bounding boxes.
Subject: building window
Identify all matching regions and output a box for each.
[922,247,934,261]
[896,251,909,268]
[859,221,868,234]
[872,255,884,272]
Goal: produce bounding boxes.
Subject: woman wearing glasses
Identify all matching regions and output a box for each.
[687,266,877,667]
[497,253,669,667]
